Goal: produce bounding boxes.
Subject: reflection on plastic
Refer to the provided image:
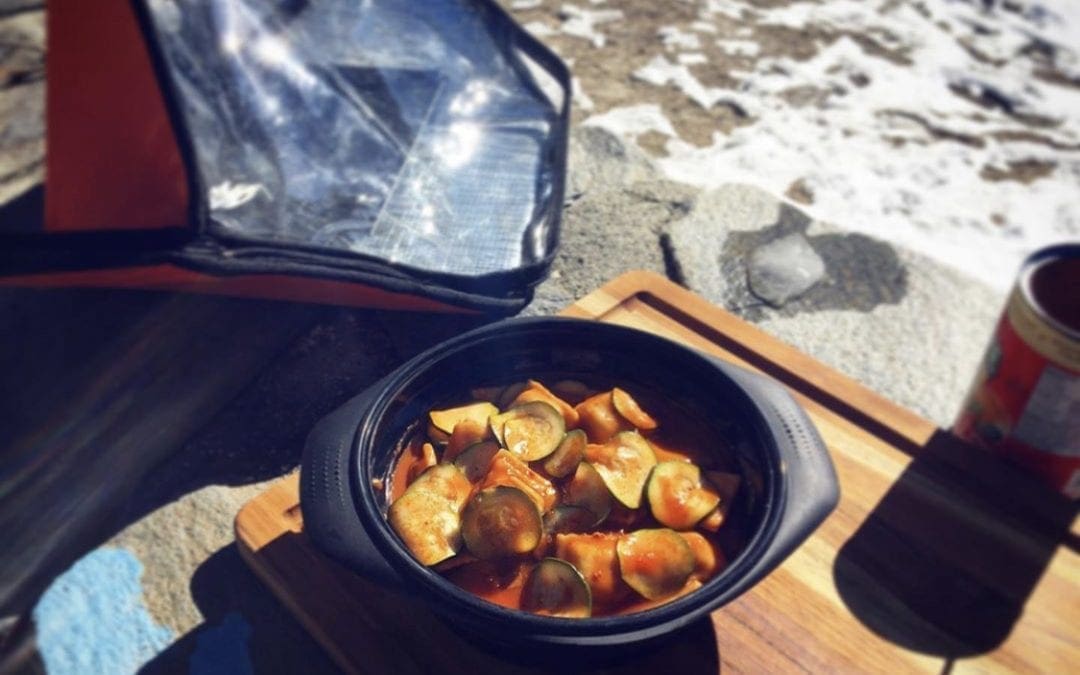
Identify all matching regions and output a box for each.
[146,0,564,275]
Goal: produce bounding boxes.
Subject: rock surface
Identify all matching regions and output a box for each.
[746,232,826,307]
[110,483,338,674]
[539,132,1002,427]
[755,244,1001,426]
[564,126,659,199]
[0,9,44,207]
[525,127,695,311]
[509,0,1080,292]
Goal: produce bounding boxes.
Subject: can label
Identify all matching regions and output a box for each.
[1012,365,1080,455]
[955,283,1080,499]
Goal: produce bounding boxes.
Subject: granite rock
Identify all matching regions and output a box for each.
[526,127,696,311]
[565,125,659,200]
[0,9,44,206]
[754,237,1001,426]
[746,232,826,307]
[664,183,790,306]
[661,183,1002,426]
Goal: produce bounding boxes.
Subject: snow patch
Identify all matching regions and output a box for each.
[573,77,595,111]
[559,4,624,48]
[583,103,678,139]
[659,25,702,51]
[589,0,1080,290]
[679,53,709,66]
[701,0,750,21]
[523,20,556,38]
[633,54,755,113]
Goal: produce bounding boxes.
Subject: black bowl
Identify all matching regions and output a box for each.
[300,317,839,656]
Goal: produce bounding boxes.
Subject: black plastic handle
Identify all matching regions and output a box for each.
[300,379,405,591]
[709,358,840,603]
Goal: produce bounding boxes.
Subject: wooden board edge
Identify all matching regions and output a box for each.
[235,473,301,553]
[570,271,939,449]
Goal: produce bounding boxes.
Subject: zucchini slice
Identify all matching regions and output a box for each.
[408,462,473,506]
[611,388,658,431]
[564,462,612,525]
[480,449,558,513]
[542,429,586,478]
[617,578,703,615]
[510,380,580,427]
[646,461,721,530]
[583,431,657,509]
[461,486,543,559]
[522,558,592,618]
[429,402,498,435]
[616,529,696,600]
[574,391,631,443]
[699,471,741,532]
[453,441,502,483]
[492,401,565,461]
[551,380,593,404]
[543,505,597,535]
[387,464,473,566]
[554,533,627,606]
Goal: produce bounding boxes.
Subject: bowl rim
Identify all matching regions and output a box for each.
[351,317,787,638]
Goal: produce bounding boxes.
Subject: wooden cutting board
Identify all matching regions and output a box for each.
[235,271,1079,674]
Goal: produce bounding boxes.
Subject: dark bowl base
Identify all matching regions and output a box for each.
[446,615,722,670]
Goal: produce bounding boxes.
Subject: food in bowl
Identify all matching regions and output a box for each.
[302,318,838,652]
[385,379,744,618]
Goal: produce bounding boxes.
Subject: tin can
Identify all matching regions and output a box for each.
[954,243,1080,499]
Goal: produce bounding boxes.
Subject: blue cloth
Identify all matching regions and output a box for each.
[32,547,173,675]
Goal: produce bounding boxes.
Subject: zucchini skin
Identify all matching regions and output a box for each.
[387,465,473,566]
[616,529,696,600]
[497,401,566,461]
[522,558,592,618]
[646,461,721,530]
[461,486,544,559]
[583,431,657,509]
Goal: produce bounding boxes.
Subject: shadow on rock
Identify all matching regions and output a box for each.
[0,185,42,234]
[139,545,338,675]
[0,279,487,621]
[121,307,489,523]
[720,203,908,321]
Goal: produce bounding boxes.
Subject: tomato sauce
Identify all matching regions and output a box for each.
[385,379,746,617]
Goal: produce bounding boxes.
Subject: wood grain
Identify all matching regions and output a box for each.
[235,270,1079,674]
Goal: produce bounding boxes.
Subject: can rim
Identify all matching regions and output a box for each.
[1019,243,1080,342]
